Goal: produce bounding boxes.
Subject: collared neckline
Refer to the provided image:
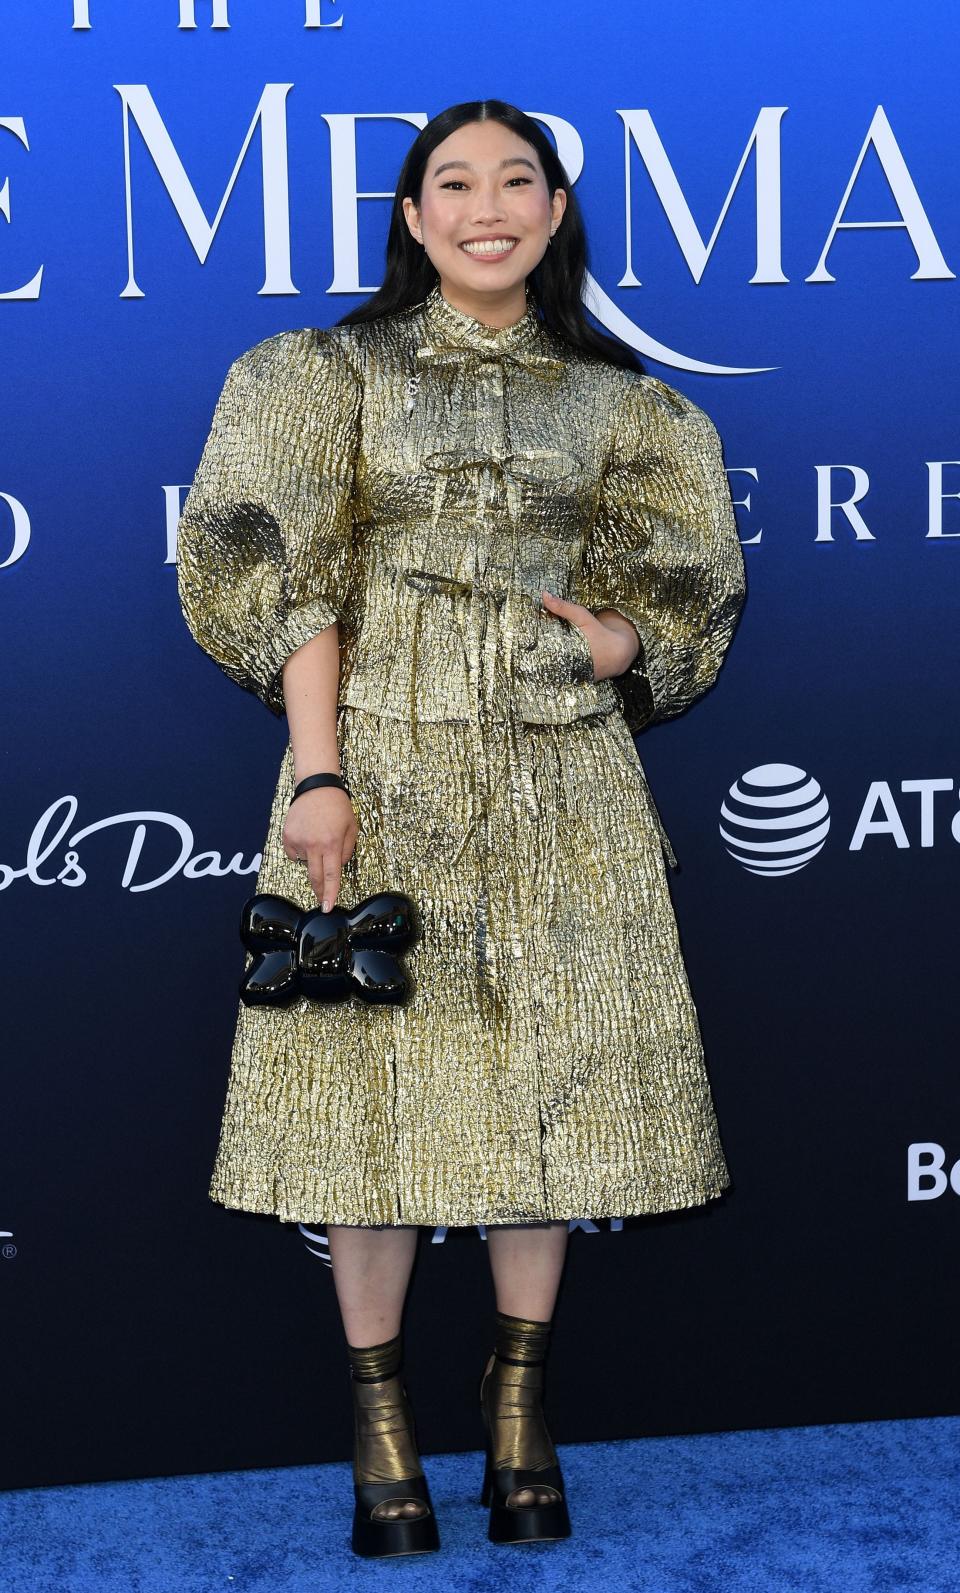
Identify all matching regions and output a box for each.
[421,280,545,356]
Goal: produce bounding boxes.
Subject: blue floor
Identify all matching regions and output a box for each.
[2,1417,958,1593]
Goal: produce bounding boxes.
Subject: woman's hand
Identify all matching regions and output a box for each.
[540,590,641,682]
[282,787,358,912]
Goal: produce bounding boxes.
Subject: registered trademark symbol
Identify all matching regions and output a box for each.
[2,1243,17,1259]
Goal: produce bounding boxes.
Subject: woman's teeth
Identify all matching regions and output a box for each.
[460,239,518,256]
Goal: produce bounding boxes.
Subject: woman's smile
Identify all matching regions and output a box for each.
[459,236,519,258]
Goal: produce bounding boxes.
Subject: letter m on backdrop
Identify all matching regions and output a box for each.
[113,84,295,297]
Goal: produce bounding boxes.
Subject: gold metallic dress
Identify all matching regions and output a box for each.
[176,282,746,1227]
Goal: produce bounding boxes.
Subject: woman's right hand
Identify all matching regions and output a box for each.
[282,787,358,912]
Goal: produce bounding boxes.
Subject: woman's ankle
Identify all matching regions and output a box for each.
[347,1333,402,1383]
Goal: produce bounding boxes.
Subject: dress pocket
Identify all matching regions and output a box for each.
[515,609,595,691]
[511,608,618,724]
[566,618,596,685]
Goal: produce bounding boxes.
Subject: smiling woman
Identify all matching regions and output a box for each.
[406,138,556,297]
[176,96,745,1561]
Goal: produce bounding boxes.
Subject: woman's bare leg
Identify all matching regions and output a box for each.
[326,1223,420,1345]
[485,1220,568,1317]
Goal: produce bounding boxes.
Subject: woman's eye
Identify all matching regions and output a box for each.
[439,177,533,190]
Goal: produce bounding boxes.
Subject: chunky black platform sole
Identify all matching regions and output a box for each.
[351,1474,440,1558]
[480,1447,572,1543]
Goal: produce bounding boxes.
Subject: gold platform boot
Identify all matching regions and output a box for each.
[347,1332,440,1558]
[479,1310,572,1544]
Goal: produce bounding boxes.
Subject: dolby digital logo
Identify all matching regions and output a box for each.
[720,763,830,877]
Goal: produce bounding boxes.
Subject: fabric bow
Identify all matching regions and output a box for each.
[421,445,581,530]
[414,341,566,381]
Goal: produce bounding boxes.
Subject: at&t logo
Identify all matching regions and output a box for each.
[722,765,960,874]
[720,763,830,876]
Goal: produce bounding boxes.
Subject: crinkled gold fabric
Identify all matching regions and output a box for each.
[176,282,746,1227]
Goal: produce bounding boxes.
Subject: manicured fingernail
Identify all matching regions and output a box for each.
[321,899,329,913]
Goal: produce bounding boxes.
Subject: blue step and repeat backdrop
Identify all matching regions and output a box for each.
[2,1,958,1490]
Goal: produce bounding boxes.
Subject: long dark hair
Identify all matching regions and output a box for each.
[336,99,645,374]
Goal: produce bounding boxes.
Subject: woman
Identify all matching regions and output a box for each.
[176,99,746,1560]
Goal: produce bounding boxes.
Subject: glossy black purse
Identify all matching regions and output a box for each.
[238,891,419,1008]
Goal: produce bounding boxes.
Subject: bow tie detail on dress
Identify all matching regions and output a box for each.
[421,445,582,530]
[414,341,567,381]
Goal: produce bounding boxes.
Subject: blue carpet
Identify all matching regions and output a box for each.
[2,1418,958,1593]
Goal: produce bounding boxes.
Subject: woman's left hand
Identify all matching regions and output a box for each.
[540,590,641,682]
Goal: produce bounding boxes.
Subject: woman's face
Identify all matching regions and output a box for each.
[402,119,566,318]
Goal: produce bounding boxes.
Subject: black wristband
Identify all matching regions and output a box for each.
[290,772,352,803]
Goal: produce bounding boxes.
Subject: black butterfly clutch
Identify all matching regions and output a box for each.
[239,892,419,1008]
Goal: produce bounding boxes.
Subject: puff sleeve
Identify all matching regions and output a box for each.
[574,373,746,735]
[175,327,362,717]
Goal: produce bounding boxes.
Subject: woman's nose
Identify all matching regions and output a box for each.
[470,185,508,222]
